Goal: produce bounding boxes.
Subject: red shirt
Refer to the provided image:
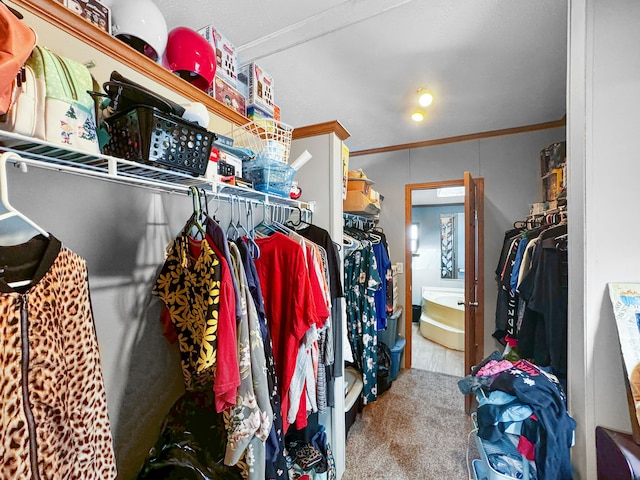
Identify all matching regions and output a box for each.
[254,232,323,431]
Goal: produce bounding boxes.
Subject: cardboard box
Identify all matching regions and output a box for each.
[198,25,238,87]
[246,105,273,122]
[205,147,243,181]
[543,167,563,202]
[218,150,242,178]
[246,105,277,135]
[208,77,246,116]
[343,190,381,216]
[238,62,274,114]
[64,0,110,34]
[347,179,373,194]
[347,169,375,194]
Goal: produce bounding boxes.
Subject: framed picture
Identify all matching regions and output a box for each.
[608,283,640,444]
[440,214,454,279]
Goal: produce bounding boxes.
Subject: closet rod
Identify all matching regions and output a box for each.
[1,148,314,213]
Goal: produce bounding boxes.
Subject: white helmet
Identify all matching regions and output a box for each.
[110,0,168,62]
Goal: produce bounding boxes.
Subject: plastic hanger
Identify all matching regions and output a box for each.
[227,196,240,240]
[0,152,49,241]
[245,201,260,259]
[186,186,205,239]
[234,198,252,240]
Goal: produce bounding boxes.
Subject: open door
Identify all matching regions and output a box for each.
[463,172,484,414]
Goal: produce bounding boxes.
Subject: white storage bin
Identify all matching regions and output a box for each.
[471,411,536,480]
[473,458,489,480]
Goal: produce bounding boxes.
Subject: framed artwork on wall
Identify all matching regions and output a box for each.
[440,213,454,279]
[608,283,640,444]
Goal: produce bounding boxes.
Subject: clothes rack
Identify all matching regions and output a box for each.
[0,151,50,244]
[0,135,313,224]
[343,212,377,231]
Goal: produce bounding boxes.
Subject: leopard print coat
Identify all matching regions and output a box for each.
[0,235,117,479]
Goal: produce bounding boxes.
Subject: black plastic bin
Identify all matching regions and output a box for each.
[412,304,421,324]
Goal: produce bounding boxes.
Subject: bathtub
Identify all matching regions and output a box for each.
[419,287,465,351]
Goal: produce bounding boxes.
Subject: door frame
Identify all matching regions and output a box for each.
[403,178,485,388]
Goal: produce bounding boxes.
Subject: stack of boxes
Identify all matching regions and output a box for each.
[239,63,278,122]
[199,25,246,117]
[540,141,566,205]
[198,24,279,123]
[343,169,382,216]
[198,23,282,185]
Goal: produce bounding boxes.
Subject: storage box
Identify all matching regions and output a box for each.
[65,0,110,34]
[389,337,406,381]
[243,157,295,197]
[209,77,246,116]
[198,25,238,87]
[238,62,274,114]
[347,179,373,195]
[102,105,215,177]
[246,105,274,123]
[543,167,563,201]
[343,190,381,215]
[378,307,402,347]
[344,366,363,436]
[218,150,243,178]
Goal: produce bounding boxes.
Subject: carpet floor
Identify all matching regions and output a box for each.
[342,368,477,480]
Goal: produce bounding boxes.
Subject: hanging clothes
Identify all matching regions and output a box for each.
[294,221,345,411]
[344,235,381,404]
[253,231,327,433]
[223,242,274,480]
[0,234,117,479]
[236,237,288,480]
[150,224,244,478]
[371,229,391,331]
[494,219,569,387]
[517,224,568,385]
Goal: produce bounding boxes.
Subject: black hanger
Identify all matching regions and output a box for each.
[185,187,205,239]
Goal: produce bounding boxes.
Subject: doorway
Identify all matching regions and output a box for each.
[404,173,484,411]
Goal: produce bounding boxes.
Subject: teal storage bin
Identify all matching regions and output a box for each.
[389,337,406,381]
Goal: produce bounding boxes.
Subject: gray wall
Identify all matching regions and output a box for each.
[348,126,565,346]
[411,204,465,304]
[567,1,640,476]
[6,165,232,479]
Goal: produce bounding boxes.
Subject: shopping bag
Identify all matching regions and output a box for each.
[0,2,36,115]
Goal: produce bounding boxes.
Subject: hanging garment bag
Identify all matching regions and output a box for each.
[1,45,100,153]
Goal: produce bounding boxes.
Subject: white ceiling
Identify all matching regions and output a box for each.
[129,0,568,153]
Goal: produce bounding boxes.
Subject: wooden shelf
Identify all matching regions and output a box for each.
[10,0,248,127]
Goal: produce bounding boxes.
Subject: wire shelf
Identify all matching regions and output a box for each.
[0,131,313,212]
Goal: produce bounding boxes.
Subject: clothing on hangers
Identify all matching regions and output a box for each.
[344,236,381,404]
[0,234,117,479]
[253,231,327,433]
[236,237,288,479]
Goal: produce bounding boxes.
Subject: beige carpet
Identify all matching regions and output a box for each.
[343,368,477,480]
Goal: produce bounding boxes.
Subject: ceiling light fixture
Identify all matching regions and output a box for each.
[418,88,434,107]
[411,110,425,122]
